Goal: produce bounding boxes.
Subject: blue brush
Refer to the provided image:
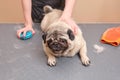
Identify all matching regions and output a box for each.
[20,31,33,40]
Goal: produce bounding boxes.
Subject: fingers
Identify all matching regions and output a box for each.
[23,30,27,37]
[73,22,78,35]
[31,29,35,35]
[17,29,23,38]
[16,27,35,38]
[68,19,78,35]
[59,17,78,35]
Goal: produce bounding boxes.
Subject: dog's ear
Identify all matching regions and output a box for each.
[67,29,75,41]
[42,32,47,43]
[43,5,53,14]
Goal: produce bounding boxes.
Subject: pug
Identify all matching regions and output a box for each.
[41,5,90,66]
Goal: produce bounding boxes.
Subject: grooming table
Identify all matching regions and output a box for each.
[0,23,120,80]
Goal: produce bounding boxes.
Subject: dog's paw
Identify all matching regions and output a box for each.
[48,57,56,66]
[81,56,91,66]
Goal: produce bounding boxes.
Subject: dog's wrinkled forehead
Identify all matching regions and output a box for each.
[47,28,75,41]
[48,30,65,38]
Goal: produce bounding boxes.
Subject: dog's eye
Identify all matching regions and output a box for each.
[47,39,52,44]
[61,40,65,42]
[60,39,66,43]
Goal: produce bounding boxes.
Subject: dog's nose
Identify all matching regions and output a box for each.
[52,43,61,51]
[53,43,59,47]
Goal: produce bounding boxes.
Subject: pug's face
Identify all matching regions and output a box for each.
[42,29,75,55]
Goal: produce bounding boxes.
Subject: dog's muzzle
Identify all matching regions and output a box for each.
[50,42,63,51]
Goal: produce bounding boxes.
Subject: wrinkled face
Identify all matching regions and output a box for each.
[47,37,68,53]
[47,31,68,54]
[42,29,75,55]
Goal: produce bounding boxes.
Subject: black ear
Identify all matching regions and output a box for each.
[42,32,47,43]
[67,29,75,41]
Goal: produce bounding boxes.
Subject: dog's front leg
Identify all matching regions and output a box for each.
[79,42,90,66]
[47,53,56,66]
[44,48,56,66]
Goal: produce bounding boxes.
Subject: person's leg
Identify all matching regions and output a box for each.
[32,0,65,23]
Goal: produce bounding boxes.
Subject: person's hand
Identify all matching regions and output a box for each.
[59,16,78,35]
[17,25,35,38]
